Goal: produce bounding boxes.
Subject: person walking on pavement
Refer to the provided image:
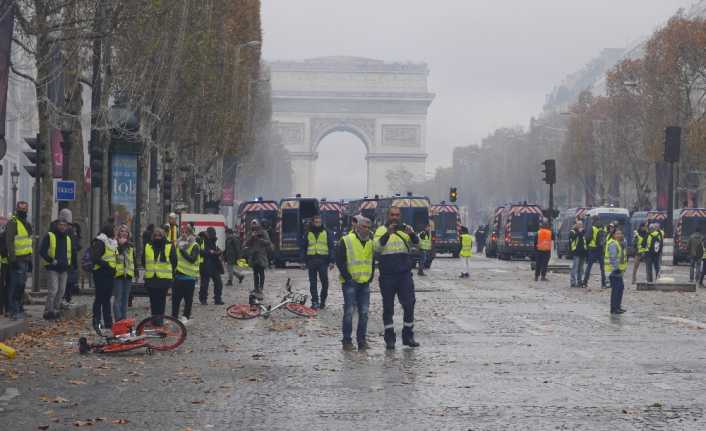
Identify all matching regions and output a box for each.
[645,223,663,282]
[244,220,273,303]
[417,225,432,276]
[700,236,706,288]
[172,224,200,324]
[301,215,334,309]
[534,219,553,282]
[59,209,81,306]
[606,228,628,314]
[583,216,607,288]
[224,228,244,286]
[91,223,117,330]
[5,201,33,321]
[569,220,587,287]
[459,226,473,278]
[337,215,375,351]
[199,227,225,305]
[474,225,486,254]
[687,228,704,283]
[39,213,73,320]
[631,223,648,285]
[143,228,176,325]
[112,225,135,322]
[374,206,420,349]
[0,223,7,317]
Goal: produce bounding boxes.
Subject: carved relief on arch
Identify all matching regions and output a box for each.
[310,117,375,149]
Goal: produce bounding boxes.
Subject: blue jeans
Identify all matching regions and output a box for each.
[583,249,605,286]
[571,255,585,286]
[342,281,370,344]
[112,277,132,322]
[8,261,30,317]
[609,273,624,312]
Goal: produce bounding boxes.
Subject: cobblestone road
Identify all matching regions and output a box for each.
[1,255,705,430]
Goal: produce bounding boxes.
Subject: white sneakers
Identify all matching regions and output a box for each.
[179,316,190,326]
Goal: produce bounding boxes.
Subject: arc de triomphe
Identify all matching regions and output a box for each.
[270,56,435,197]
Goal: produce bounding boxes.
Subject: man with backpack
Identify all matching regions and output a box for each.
[583,217,607,288]
[645,223,663,282]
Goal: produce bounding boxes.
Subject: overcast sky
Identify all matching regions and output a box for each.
[262,0,695,198]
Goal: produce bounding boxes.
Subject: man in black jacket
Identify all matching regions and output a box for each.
[301,215,334,309]
[199,227,225,305]
[39,214,73,319]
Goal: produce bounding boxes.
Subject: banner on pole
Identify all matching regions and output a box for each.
[111,154,138,226]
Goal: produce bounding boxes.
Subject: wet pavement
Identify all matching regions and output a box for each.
[1,255,705,430]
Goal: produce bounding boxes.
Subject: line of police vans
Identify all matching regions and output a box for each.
[234,195,466,268]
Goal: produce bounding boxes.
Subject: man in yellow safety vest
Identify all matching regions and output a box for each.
[336,215,375,351]
[5,201,33,320]
[459,226,473,278]
[39,213,73,320]
[301,214,334,309]
[417,225,432,276]
[605,228,628,314]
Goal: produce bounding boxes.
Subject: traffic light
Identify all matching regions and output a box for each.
[541,159,556,185]
[89,132,103,187]
[163,173,172,201]
[23,134,45,178]
[449,187,458,202]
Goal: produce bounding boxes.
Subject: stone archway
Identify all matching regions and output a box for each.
[270,56,434,196]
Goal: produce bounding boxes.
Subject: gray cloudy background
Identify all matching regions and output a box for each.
[262,0,694,198]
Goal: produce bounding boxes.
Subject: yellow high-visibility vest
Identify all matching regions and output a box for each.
[144,243,173,280]
[460,234,473,257]
[13,217,32,257]
[374,226,410,255]
[340,233,374,284]
[419,234,432,251]
[115,246,135,278]
[176,243,199,278]
[604,239,628,273]
[307,230,329,256]
[93,240,117,271]
[45,232,72,267]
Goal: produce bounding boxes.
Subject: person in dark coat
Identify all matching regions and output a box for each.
[244,220,273,302]
[39,214,73,319]
[224,228,244,286]
[199,227,225,305]
[91,223,117,330]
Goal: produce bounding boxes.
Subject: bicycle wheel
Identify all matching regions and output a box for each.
[285,303,318,318]
[226,303,262,319]
[136,315,187,351]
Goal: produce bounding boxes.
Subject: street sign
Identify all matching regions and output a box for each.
[55,180,76,201]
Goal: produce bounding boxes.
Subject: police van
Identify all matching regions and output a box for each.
[430,202,461,257]
[343,197,379,233]
[274,197,320,268]
[673,208,706,264]
[319,199,344,244]
[496,203,542,260]
[556,207,589,259]
[484,206,504,258]
[237,199,279,244]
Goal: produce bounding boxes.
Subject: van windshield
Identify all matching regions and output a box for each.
[434,212,458,239]
[401,207,429,231]
[511,213,540,234]
[281,210,298,233]
[682,217,706,237]
[321,210,340,232]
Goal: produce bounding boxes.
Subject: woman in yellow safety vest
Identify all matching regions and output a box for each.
[172,224,200,324]
[142,227,177,325]
[113,225,136,322]
[459,226,474,278]
[91,224,118,330]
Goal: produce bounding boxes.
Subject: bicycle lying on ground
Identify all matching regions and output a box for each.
[226,278,318,319]
[78,315,186,354]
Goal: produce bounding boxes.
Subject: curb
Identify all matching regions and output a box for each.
[0,319,28,341]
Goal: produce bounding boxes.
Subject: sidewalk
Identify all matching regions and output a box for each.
[0,299,90,341]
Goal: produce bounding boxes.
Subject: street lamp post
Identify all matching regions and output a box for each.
[10,164,19,209]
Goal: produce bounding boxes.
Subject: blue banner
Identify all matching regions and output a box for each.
[111,153,138,226]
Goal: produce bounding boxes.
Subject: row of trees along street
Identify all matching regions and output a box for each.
[393,15,706,224]
[6,0,292,247]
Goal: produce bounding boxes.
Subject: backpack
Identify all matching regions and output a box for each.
[81,247,93,272]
